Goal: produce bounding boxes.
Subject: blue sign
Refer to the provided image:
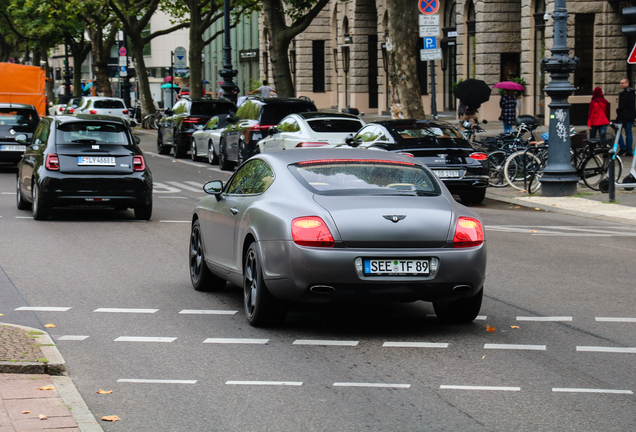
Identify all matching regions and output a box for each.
[424,37,437,49]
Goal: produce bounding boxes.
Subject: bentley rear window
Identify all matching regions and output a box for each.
[390,125,465,140]
[56,122,129,144]
[290,159,441,196]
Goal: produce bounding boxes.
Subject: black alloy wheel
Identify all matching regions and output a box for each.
[32,183,49,221]
[219,138,231,171]
[208,140,218,165]
[157,130,170,155]
[189,219,225,292]
[16,175,30,210]
[134,200,153,220]
[243,243,286,327]
[433,289,483,324]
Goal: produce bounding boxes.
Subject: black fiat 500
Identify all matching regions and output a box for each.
[16,115,153,220]
[0,103,39,166]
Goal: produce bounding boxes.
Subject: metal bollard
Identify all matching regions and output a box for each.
[608,147,615,203]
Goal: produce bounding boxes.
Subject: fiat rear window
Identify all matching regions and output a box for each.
[290,159,441,196]
[56,122,129,144]
[93,100,125,109]
[307,119,364,133]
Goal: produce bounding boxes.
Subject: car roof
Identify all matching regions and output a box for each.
[370,119,459,130]
[52,114,130,125]
[244,96,316,105]
[256,148,424,166]
[182,97,234,103]
[0,103,37,110]
[296,112,362,120]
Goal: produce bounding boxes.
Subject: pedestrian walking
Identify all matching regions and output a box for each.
[587,86,610,147]
[616,77,635,156]
[499,90,517,134]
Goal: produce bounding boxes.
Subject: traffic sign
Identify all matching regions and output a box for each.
[419,26,440,38]
[118,56,127,66]
[119,47,127,57]
[423,37,437,50]
[420,48,442,61]
[629,42,636,64]
[418,0,439,15]
[120,66,127,77]
[419,14,439,26]
[174,46,187,68]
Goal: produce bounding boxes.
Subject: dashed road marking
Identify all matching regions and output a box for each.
[576,346,636,353]
[552,388,633,394]
[57,335,89,341]
[114,336,177,343]
[516,316,572,321]
[117,379,197,384]
[15,216,32,219]
[333,382,411,388]
[1,192,16,195]
[203,338,269,344]
[440,385,521,391]
[226,381,303,386]
[484,344,546,351]
[383,342,449,348]
[159,220,190,223]
[596,317,636,322]
[293,340,359,346]
[157,196,188,199]
[15,306,71,312]
[179,310,238,315]
[94,308,159,313]
[166,181,203,192]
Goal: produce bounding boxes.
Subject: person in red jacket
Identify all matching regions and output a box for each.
[587,86,610,147]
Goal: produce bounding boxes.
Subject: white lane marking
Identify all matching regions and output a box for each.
[596,317,636,323]
[166,181,204,192]
[484,344,546,351]
[485,225,636,236]
[533,233,611,237]
[293,340,359,346]
[226,381,303,386]
[94,308,158,313]
[179,310,238,315]
[475,315,487,320]
[383,342,449,348]
[333,383,411,388]
[15,216,33,219]
[114,336,177,343]
[152,182,181,193]
[440,385,521,391]
[185,181,205,189]
[203,338,269,344]
[552,388,634,394]
[516,316,572,321]
[576,346,636,353]
[1,192,16,195]
[117,379,197,384]
[15,306,71,312]
[157,196,188,199]
[159,220,191,223]
[57,335,89,341]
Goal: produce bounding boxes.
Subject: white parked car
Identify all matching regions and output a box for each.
[74,97,134,126]
[257,112,365,153]
[190,115,230,164]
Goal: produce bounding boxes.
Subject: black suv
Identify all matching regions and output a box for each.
[157,97,236,158]
[218,97,316,170]
[0,103,40,165]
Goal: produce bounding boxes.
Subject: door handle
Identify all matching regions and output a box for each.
[230,208,238,215]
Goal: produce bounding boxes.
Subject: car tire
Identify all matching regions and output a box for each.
[460,189,486,205]
[433,289,483,324]
[157,130,170,155]
[32,183,49,221]
[173,130,187,158]
[243,242,287,327]
[189,219,226,292]
[134,201,152,220]
[191,138,199,161]
[219,139,231,171]
[16,175,30,210]
[208,140,218,165]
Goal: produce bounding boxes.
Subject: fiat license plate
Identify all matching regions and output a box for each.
[77,156,115,166]
[364,259,429,276]
[0,145,26,151]
[432,170,460,178]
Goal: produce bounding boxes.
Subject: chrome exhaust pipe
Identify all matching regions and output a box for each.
[309,285,335,294]
[452,285,472,294]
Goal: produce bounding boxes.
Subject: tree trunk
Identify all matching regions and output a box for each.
[128,36,154,117]
[269,36,294,97]
[86,24,116,97]
[387,0,424,119]
[188,6,203,98]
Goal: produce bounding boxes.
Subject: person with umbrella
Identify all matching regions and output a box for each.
[455,79,491,126]
[494,81,525,134]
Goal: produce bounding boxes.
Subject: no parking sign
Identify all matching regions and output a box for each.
[418,0,439,15]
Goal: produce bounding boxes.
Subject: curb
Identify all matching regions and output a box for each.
[0,323,66,375]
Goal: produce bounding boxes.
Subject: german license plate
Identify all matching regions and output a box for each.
[77,156,115,166]
[0,144,26,151]
[364,259,429,275]
[432,170,460,178]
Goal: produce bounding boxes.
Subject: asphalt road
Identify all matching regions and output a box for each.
[1,130,635,431]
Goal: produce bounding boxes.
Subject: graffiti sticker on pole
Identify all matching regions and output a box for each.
[418,0,439,15]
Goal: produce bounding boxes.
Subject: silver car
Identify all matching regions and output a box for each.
[190,115,230,164]
[189,149,487,327]
[74,97,133,126]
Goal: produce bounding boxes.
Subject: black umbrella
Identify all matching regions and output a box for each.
[454,79,491,108]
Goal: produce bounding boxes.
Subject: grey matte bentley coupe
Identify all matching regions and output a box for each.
[189,149,486,327]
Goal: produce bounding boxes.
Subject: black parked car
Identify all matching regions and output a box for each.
[157,97,236,158]
[341,120,490,204]
[218,97,317,170]
[0,103,39,166]
[16,115,153,220]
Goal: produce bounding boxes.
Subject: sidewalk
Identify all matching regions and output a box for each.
[0,323,103,432]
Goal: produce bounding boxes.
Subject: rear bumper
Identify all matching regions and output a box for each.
[443,175,489,193]
[0,150,24,164]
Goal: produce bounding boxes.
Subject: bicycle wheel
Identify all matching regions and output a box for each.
[582,150,622,191]
[504,150,543,191]
[487,151,509,187]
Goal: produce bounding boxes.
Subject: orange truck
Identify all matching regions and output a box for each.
[0,63,47,117]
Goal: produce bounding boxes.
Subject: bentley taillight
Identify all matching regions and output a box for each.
[469,152,488,160]
[291,216,334,247]
[453,217,484,248]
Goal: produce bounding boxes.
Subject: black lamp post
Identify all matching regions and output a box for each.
[64,35,71,97]
[381,42,388,114]
[538,0,579,196]
[219,0,238,104]
[342,44,350,108]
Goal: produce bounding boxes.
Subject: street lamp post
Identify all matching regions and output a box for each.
[538,0,579,196]
[219,0,238,104]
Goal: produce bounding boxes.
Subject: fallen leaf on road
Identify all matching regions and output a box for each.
[531,230,537,233]
[102,415,121,422]
[39,414,47,420]
[510,326,520,329]
[515,206,521,209]
[534,208,540,210]
[21,411,30,414]
[0,313,3,316]
[44,324,56,328]
[38,386,55,391]
[97,389,113,394]
[551,204,556,206]
[486,326,495,332]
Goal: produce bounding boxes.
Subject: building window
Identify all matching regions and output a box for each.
[574,14,594,95]
[312,41,325,93]
[466,1,476,79]
[141,24,151,57]
[500,53,520,81]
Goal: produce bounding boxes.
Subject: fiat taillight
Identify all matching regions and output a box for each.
[45,154,59,171]
[123,110,129,114]
[453,217,484,248]
[133,155,145,171]
[89,110,97,114]
[291,216,334,247]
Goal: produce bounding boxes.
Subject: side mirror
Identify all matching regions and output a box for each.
[226,114,235,123]
[203,180,224,198]
[134,135,141,145]
[15,134,28,144]
[267,126,278,137]
[345,134,358,147]
[164,108,173,116]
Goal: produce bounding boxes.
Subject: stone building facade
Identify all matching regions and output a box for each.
[258,0,636,125]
